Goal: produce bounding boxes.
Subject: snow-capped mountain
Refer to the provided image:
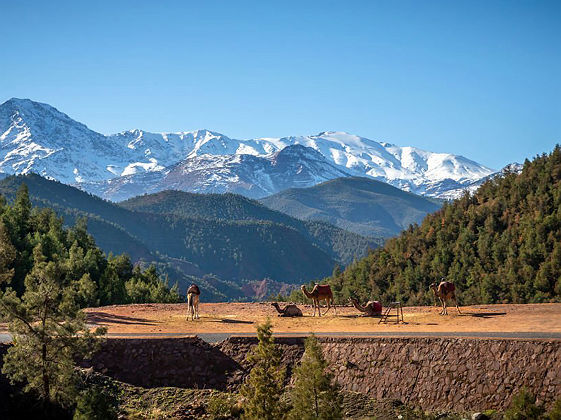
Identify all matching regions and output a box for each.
[0,98,496,200]
[84,145,351,201]
[436,162,524,200]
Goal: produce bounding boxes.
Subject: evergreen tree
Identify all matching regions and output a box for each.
[0,183,181,307]
[0,244,106,407]
[240,319,286,420]
[288,334,342,420]
[0,220,16,283]
[324,146,561,305]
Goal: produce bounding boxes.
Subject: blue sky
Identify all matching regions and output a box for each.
[1,0,559,169]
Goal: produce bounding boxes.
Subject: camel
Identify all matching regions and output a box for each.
[271,302,303,317]
[349,297,383,316]
[301,284,336,317]
[187,284,201,320]
[430,280,461,315]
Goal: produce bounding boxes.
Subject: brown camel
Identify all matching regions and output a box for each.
[301,284,336,317]
[271,302,303,317]
[349,297,382,316]
[430,281,461,315]
[187,284,201,320]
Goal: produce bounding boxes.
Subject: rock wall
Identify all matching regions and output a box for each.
[6,336,559,411]
[217,336,561,411]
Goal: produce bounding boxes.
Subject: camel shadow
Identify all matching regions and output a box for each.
[220,318,254,324]
[464,312,507,319]
[205,318,254,325]
[86,312,156,326]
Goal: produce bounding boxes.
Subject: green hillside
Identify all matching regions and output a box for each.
[325,147,561,305]
[0,175,376,300]
[259,177,442,238]
[121,189,381,264]
[0,184,180,306]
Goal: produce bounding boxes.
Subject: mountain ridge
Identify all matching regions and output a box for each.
[260,176,442,238]
[0,98,495,200]
[0,173,378,300]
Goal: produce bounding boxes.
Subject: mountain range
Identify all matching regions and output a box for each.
[0,174,380,300]
[0,98,495,200]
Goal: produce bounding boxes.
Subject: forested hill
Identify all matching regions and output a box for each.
[0,184,180,305]
[121,190,300,223]
[120,190,382,264]
[259,177,442,238]
[328,146,561,305]
[0,175,377,300]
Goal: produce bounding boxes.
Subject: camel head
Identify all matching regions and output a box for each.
[271,302,280,309]
[429,282,439,294]
[348,296,358,304]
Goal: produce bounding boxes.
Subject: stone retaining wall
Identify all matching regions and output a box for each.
[3,337,560,411]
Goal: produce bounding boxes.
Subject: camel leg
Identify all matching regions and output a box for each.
[443,299,448,315]
[454,296,461,314]
[323,299,331,315]
[439,297,445,315]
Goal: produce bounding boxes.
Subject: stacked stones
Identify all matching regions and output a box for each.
[77,336,561,411]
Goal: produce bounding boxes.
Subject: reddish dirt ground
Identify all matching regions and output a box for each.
[78,302,561,336]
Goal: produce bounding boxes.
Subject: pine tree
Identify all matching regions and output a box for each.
[288,334,342,420]
[240,319,286,420]
[0,220,16,283]
[0,244,106,407]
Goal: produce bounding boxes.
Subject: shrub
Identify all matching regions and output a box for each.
[73,386,117,420]
[504,388,546,420]
[207,392,239,419]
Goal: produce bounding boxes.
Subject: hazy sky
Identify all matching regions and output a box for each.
[1,0,559,169]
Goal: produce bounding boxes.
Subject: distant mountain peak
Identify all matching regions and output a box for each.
[0,98,496,200]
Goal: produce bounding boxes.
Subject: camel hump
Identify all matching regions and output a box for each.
[187,284,201,295]
[440,281,455,293]
[313,284,332,294]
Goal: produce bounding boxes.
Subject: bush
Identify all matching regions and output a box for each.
[547,398,561,420]
[73,386,117,420]
[504,388,545,420]
[207,392,240,419]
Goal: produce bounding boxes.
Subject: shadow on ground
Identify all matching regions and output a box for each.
[87,312,156,326]
[203,317,254,325]
[463,312,507,318]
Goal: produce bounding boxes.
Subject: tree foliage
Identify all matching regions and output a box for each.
[288,335,342,420]
[0,175,377,290]
[325,146,561,305]
[0,185,180,306]
[0,244,106,406]
[240,319,286,420]
[503,388,546,420]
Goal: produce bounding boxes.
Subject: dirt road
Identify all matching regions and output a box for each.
[1,303,560,343]
[81,302,561,337]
